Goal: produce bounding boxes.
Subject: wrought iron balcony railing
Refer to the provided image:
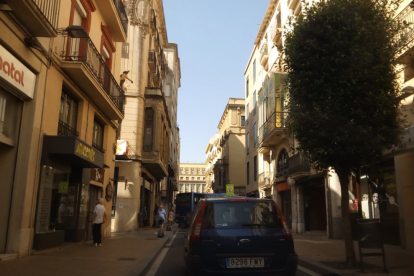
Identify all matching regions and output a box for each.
[33,0,61,30]
[60,32,125,115]
[92,142,105,154]
[58,120,79,137]
[288,153,311,175]
[258,171,272,187]
[395,3,414,51]
[112,0,128,36]
[215,158,229,166]
[259,112,289,143]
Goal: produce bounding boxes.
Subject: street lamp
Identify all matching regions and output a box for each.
[65,25,89,38]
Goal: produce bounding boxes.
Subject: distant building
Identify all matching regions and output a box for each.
[178,164,207,196]
[205,99,246,195]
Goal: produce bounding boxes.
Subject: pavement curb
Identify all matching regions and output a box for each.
[127,228,179,276]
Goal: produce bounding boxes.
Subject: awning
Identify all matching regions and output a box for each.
[42,135,104,169]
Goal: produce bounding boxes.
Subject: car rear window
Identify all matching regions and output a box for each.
[201,201,284,229]
[176,194,191,206]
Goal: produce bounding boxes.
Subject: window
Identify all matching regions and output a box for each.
[92,120,104,151]
[203,177,206,180]
[253,59,256,84]
[186,177,189,180]
[144,108,154,152]
[253,122,257,147]
[247,162,250,185]
[197,184,200,192]
[219,171,222,186]
[197,177,200,180]
[0,89,22,141]
[192,177,195,180]
[180,177,183,180]
[241,116,245,126]
[246,76,249,97]
[185,184,189,192]
[180,184,183,192]
[246,132,249,154]
[254,156,258,182]
[246,104,249,126]
[202,184,205,193]
[253,91,256,115]
[59,90,78,137]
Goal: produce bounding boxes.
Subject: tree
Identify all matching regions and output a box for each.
[283,0,407,266]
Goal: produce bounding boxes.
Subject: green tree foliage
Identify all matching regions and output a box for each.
[284,0,406,266]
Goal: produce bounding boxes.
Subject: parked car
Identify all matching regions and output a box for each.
[184,197,298,276]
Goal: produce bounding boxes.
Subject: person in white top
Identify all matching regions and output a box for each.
[92,198,106,246]
[168,207,175,228]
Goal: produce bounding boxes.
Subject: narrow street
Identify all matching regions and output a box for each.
[145,229,338,276]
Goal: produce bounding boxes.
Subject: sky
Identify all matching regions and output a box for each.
[163,0,270,163]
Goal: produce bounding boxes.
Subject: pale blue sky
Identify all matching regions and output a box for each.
[163,0,270,163]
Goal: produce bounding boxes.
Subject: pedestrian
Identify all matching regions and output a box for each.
[168,207,175,228]
[157,205,166,230]
[92,198,106,247]
[143,206,148,226]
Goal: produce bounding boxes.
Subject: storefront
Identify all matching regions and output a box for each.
[360,158,400,245]
[0,44,37,253]
[276,182,292,229]
[33,135,104,250]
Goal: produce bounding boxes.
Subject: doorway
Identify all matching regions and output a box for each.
[86,185,102,240]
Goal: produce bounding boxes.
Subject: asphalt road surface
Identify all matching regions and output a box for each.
[145,229,338,276]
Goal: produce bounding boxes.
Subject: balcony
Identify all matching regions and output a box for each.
[95,0,128,42]
[115,140,139,161]
[59,31,125,120]
[148,68,161,88]
[272,13,283,43]
[7,0,61,37]
[148,51,157,73]
[288,153,312,179]
[150,9,157,33]
[395,3,414,52]
[92,142,105,154]
[260,42,269,66]
[57,120,78,137]
[215,158,229,166]
[259,112,289,146]
[258,172,273,188]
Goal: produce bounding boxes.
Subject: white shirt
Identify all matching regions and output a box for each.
[93,204,106,224]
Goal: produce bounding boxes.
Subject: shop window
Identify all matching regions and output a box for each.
[144,108,154,152]
[35,166,71,233]
[59,90,78,137]
[0,89,22,143]
[92,119,104,153]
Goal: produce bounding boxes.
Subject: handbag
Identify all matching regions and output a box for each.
[102,214,107,224]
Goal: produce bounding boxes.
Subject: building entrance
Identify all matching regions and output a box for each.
[304,182,327,232]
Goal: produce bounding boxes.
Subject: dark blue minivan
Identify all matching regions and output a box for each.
[184,197,298,275]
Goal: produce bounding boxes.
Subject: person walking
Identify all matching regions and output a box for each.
[168,207,175,228]
[143,206,148,226]
[92,198,106,247]
[157,205,166,230]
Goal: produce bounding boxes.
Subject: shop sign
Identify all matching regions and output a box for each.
[90,168,105,183]
[116,140,128,155]
[0,45,36,99]
[58,181,68,193]
[75,141,95,162]
[226,184,234,196]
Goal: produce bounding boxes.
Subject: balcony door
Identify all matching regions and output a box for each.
[69,2,88,60]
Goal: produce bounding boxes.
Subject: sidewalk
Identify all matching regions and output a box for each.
[0,226,178,276]
[294,232,414,276]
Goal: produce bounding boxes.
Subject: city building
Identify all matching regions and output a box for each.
[114,0,180,231]
[249,0,414,252]
[178,164,207,194]
[1,0,127,256]
[206,99,246,195]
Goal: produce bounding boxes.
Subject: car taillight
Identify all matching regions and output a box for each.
[192,201,206,242]
[230,199,249,202]
[272,201,293,240]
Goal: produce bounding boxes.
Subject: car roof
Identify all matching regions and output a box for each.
[202,197,273,202]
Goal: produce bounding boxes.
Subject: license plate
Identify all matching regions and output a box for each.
[226,257,264,268]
